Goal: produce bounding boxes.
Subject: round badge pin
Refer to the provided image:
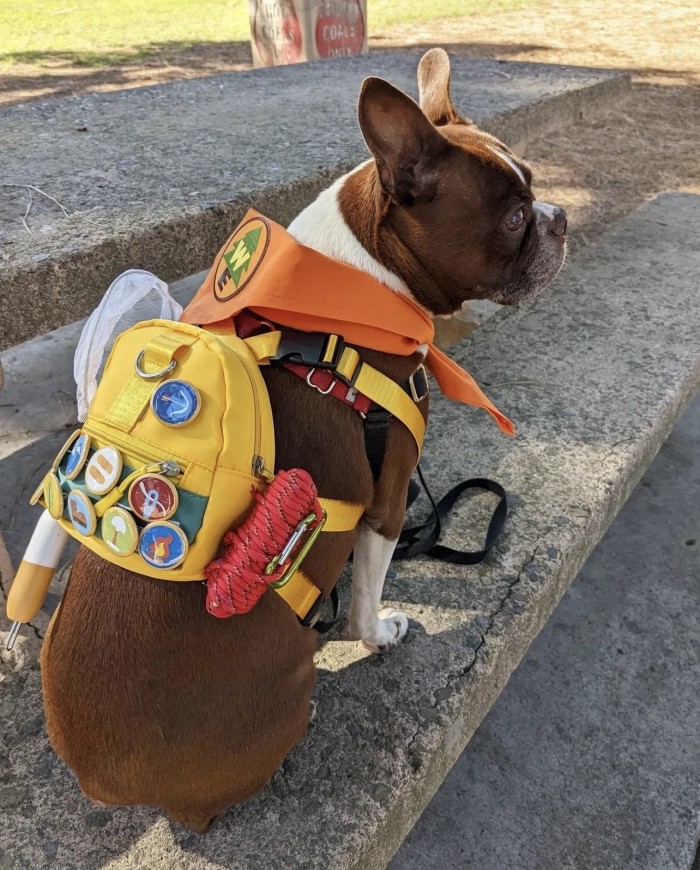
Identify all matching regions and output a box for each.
[29,478,45,506]
[128,474,179,522]
[67,489,97,537]
[150,380,201,428]
[213,216,270,302]
[101,506,138,557]
[139,521,188,570]
[84,446,123,496]
[64,432,91,480]
[51,430,82,471]
[43,473,65,519]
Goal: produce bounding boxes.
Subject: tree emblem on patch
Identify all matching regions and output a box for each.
[224,227,262,288]
[214,216,270,301]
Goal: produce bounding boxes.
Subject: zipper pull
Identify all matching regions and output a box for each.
[159,461,180,477]
[253,455,274,482]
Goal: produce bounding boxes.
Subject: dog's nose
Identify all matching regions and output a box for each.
[548,206,567,237]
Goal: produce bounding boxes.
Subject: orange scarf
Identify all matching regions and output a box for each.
[182,210,514,436]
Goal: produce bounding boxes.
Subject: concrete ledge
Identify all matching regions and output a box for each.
[2,193,699,869]
[392,390,700,870]
[0,54,630,350]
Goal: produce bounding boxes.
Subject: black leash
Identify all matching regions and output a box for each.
[318,375,507,631]
[311,469,507,632]
[393,464,508,564]
[312,586,339,634]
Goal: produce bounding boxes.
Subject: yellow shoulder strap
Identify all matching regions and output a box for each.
[243,332,425,458]
[273,498,364,621]
[205,325,378,622]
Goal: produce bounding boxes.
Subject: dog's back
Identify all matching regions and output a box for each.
[41,546,318,832]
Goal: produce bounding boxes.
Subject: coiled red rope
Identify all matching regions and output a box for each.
[205,468,322,618]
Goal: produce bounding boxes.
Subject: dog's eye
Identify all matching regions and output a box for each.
[506,208,525,231]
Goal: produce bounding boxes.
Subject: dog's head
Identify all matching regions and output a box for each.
[350,49,567,316]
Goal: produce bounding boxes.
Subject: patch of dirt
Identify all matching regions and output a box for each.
[373,0,700,256]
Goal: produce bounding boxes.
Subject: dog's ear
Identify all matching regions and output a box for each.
[417,48,472,127]
[358,76,449,207]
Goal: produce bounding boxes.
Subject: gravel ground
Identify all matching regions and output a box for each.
[2,0,697,284]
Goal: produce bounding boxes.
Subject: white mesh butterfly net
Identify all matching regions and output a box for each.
[74,269,183,421]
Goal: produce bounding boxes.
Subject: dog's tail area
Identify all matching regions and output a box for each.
[166,807,219,834]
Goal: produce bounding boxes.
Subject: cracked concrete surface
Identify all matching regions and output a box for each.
[1,194,699,868]
[393,390,700,870]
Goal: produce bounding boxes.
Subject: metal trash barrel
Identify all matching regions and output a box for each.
[249,0,368,67]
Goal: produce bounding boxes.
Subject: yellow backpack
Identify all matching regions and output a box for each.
[5,318,367,651]
[35,318,276,581]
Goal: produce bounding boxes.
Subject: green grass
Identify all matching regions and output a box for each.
[0,0,526,68]
[0,0,251,66]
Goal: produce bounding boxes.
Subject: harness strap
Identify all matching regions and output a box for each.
[283,362,374,415]
[206,322,367,627]
[363,409,390,482]
[318,498,365,532]
[274,570,320,621]
[313,586,340,634]
[275,498,363,625]
[244,331,426,460]
[348,356,426,461]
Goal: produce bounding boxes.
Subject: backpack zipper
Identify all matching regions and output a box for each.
[82,423,185,473]
[238,354,270,479]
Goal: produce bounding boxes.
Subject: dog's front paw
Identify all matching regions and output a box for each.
[361,609,409,655]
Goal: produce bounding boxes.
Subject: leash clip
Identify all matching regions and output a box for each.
[266,510,327,589]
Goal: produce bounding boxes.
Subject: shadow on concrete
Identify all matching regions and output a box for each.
[371,40,553,59]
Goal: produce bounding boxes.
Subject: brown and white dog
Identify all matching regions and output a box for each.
[40,49,566,832]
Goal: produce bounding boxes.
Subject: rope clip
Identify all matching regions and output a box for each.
[266,510,327,589]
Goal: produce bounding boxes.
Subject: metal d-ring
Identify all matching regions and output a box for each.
[306,368,336,395]
[135,350,176,380]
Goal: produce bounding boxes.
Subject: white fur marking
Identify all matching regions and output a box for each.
[486,146,527,186]
[288,165,409,295]
[349,523,408,653]
[533,201,558,220]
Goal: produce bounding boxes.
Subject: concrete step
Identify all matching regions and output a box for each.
[0,54,630,350]
[391,389,700,870]
[1,192,699,869]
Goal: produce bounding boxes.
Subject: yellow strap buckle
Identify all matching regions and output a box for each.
[266,510,327,589]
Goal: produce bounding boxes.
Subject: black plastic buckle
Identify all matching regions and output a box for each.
[270,328,345,370]
[300,586,340,633]
[300,593,324,629]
